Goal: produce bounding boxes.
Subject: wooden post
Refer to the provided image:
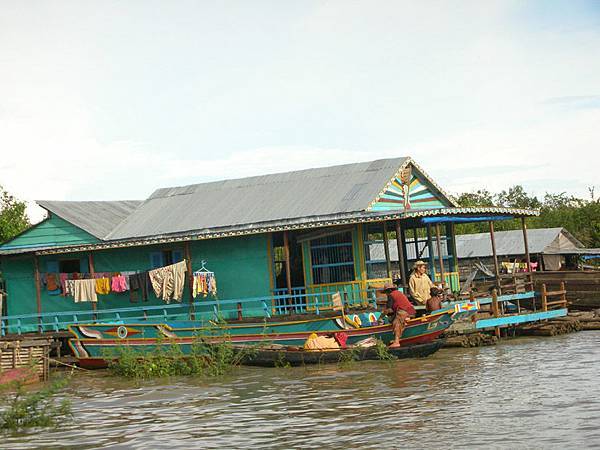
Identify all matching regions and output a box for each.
[33,255,42,332]
[489,221,501,294]
[521,217,533,290]
[435,224,446,288]
[87,252,98,317]
[283,231,292,296]
[448,222,459,273]
[413,228,419,261]
[382,221,392,279]
[492,288,500,338]
[541,283,548,311]
[560,281,567,308]
[395,220,407,289]
[184,242,195,320]
[400,226,409,284]
[426,225,435,280]
[468,290,477,323]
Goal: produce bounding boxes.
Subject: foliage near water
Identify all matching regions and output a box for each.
[106,338,254,379]
[0,377,72,433]
[374,339,396,361]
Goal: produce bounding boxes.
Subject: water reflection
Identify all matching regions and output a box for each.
[4,332,600,449]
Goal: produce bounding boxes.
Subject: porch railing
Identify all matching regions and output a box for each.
[1,290,381,336]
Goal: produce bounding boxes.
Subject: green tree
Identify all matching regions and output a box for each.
[496,185,541,209]
[454,185,600,248]
[0,186,30,242]
[455,189,496,207]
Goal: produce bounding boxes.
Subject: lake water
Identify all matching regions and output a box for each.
[4,331,600,449]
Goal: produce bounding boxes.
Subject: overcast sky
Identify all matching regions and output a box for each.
[1,0,599,222]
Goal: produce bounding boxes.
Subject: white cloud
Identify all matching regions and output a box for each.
[0,1,599,225]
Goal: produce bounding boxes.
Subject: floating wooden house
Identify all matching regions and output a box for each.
[0,157,553,335]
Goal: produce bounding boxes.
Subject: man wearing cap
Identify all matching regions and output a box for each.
[379,283,416,348]
[409,260,434,305]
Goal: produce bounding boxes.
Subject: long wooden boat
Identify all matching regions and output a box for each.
[235,340,445,367]
[68,301,478,368]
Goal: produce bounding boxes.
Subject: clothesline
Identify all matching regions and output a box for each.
[41,261,218,303]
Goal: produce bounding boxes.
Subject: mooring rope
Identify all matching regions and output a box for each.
[43,355,90,371]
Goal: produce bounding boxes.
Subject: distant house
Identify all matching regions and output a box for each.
[365,227,599,282]
[454,227,594,277]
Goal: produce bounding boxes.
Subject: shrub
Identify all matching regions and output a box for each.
[0,377,72,433]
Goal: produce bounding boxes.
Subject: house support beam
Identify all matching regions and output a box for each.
[395,220,408,289]
[413,228,419,261]
[283,231,292,296]
[382,221,392,279]
[435,224,446,288]
[426,225,435,277]
[489,221,502,294]
[521,217,534,289]
[184,242,195,320]
[33,255,42,332]
[87,252,98,317]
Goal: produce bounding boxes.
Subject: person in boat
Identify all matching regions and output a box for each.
[408,260,435,306]
[379,283,416,348]
[426,287,444,313]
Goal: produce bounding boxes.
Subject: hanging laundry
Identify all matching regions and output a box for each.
[148,260,187,303]
[192,271,217,298]
[95,277,111,295]
[111,275,127,293]
[172,262,186,302]
[64,279,75,296]
[129,271,150,302]
[46,273,59,291]
[72,279,98,303]
[120,271,137,291]
[59,273,69,296]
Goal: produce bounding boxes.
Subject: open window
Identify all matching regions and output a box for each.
[149,249,184,269]
[59,259,81,273]
[310,231,355,284]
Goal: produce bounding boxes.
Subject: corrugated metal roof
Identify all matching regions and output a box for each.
[10,206,539,256]
[455,227,581,258]
[36,200,142,239]
[107,158,410,240]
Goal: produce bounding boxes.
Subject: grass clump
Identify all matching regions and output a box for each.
[374,339,397,361]
[0,377,72,433]
[106,338,254,380]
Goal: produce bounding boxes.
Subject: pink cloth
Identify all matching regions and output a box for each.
[59,273,69,296]
[111,275,127,293]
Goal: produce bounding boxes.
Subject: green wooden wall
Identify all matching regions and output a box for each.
[0,215,100,251]
[1,234,271,332]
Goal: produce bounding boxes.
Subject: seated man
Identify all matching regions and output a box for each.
[426,287,444,313]
[379,283,416,348]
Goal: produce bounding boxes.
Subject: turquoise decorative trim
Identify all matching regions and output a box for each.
[475,308,568,329]
[370,166,448,212]
[444,292,535,309]
[477,292,535,305]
